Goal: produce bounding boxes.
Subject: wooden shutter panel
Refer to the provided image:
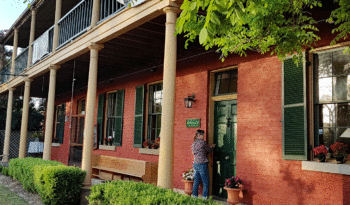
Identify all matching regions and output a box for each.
[97,94,105,145]
[133,85,145,148]
[114,89,125,146]
[282,55,307,160]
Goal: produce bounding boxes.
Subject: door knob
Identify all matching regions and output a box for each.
[225,156,230,160]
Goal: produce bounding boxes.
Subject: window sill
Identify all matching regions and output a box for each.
[302,161,350,175]
[52,143,61,147]
[99,145,116,151]
[139,148,159,155]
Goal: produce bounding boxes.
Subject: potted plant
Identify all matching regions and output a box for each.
[143,140,151,148]
[107,136,114,146]
[32,131,44,142]
[224,176,243,205]
[313,145,328,162]
[330,142,348,163]
[182,168,194,196]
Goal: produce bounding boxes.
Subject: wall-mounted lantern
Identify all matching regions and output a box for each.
[184,94,195,108]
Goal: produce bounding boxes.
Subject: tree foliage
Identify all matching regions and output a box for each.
[0,97,45,131]
[175,0,350,60]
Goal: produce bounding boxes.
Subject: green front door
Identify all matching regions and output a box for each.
[213,100,237,198]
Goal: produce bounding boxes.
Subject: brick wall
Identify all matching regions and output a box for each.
[50,42,350,205]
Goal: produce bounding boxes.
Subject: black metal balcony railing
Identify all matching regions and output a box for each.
[58,0,93,48]
[14,48,29,75]
[0,62,11,84]
[99,0,126,22]
[1,0,129,85]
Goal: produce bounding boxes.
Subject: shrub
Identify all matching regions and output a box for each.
[8,158,63,192]
[34,165,86,205]
[0,166,9,176]
[88,180,219,205]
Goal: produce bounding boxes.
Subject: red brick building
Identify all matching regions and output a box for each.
[1,0,349,204]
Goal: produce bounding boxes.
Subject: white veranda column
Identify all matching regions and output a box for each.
[43,65,60,160]
[157,7,179,189]
[52,0,62,51]
[90,0,101,28]
[10,28,19,80]
[27,7,36,67]
[18,78,33,158]
[2,88,15,162]
[81,42,104,187]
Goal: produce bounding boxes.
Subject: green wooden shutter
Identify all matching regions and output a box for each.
[282,55,307,160]
[97,94,105,145]
[133,85,145,148]
[114,89,125,146]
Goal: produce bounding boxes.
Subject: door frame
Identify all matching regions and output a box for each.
[208,66,238,195]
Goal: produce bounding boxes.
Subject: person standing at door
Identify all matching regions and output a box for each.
[191,129,215,199]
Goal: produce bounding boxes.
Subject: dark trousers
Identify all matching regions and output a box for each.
[192,163,209,198]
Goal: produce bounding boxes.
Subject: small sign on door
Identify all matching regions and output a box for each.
[186,118,201,128]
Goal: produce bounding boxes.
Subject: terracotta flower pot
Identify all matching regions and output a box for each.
[182,180,194,196]
[224,187,241,205]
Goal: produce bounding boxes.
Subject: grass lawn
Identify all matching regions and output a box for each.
[0,184,28,205]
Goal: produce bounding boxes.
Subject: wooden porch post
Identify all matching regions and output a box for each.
[81,42,104,187]
[52,0,62,51]
[10,28,18,80]
[43,65,60,160]
[1,88,15,162]
[91,0,101,28]
[18,78,33,158]
[157,6,179,189]
[27,7,36,68]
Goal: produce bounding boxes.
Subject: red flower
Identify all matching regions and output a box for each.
[313,145,328,156]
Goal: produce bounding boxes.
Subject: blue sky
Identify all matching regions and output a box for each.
[0,0,29,30]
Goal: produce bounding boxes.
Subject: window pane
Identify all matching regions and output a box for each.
[316,52,332,78]
[336,103,350,127]
[319,104,335,128]
[229,76,238,93]
[107,93,116,117]
[332,50,350,76]
[322,128,336,147]
[333,76,350,101]
[219,78,230,94]
[156,114,161,129]
[318,78,332,102]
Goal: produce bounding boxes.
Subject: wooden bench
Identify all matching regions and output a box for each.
[91,154,158,185]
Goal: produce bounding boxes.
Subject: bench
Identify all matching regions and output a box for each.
[91,154,158,185]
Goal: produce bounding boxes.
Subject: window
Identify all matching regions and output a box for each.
[314,48,350,148]
[71,99,85,144]
[282,48,350,161]
[100,90,125,146]
[53,103,65,144]
[133,82,163,149]
[214,69,238,95]
[78,99,86,115]
[147,83,163,143]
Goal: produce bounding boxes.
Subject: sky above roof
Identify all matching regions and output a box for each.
[0,0,29,31]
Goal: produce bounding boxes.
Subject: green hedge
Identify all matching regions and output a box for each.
[34,165,86,205]
[7,158,86,205]
[0,165,9,176]
[8,158,63,192]
[88,180,219,205]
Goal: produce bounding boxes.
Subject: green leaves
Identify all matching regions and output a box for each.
[175,0,349,61]
[199,28,208,44]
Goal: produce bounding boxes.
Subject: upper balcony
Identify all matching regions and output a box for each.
[0,0,132,85]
